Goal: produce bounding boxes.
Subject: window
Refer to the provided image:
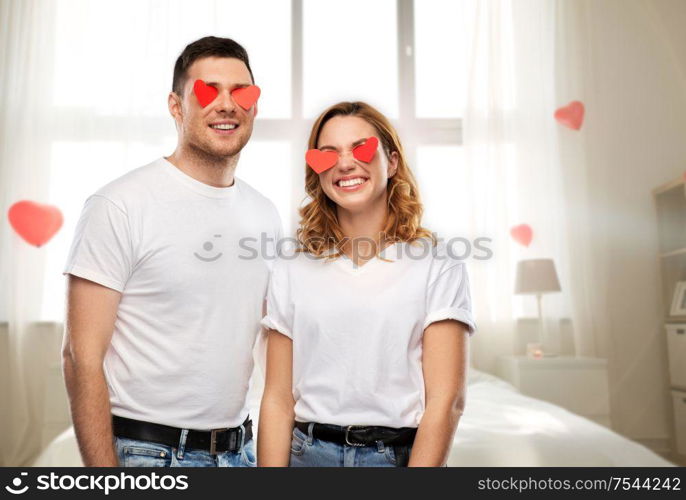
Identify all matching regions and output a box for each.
[302,0,398,118]
[41,0,469,320]
[415,146,468,237]
[53,0,291,117]
[414,0,472,118]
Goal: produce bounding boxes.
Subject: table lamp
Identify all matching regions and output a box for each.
[514,258,561,356]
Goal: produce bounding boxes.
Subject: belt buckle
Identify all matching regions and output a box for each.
[345,425,366,447]
[209,428,229,455]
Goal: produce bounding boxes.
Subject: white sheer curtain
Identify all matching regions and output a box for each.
[0,0,58,466]
[461,0,601,370]
[553,0,611,358]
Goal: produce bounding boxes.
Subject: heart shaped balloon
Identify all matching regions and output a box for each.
[510,224,533,248]
[8,200,63,247]
[554,101,585,130]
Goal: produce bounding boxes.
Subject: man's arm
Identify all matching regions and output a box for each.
[408,319,470,467]
[62,275,122,467]
[257,329,295,467]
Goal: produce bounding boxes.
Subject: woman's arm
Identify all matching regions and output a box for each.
[408,319,469,467]
[257,329,296,467]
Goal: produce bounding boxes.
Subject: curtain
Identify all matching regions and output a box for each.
[552,0,612,359]
[462,0,604,370]
[0,0,58,466]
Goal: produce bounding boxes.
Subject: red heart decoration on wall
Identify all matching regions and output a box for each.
[193,80,218,108]
[352,137,379,163]
[306,149,338,174]
[554,101,585,130]
[510,224,533,247]
[231,85,261,110]
[8,200,63,247]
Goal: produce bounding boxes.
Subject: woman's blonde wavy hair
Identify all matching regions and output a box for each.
[296,101,436,260]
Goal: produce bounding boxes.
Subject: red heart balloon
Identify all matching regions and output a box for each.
[8,201,63,247]
[193,79,218,108]
[305,149,338,174]
[352,137,379,163]
[510,224,533,247]
[231,85,261,110]
[554,101,585,130]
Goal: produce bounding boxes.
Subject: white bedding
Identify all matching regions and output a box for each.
[448,370,675,466]
[33,369,675,467]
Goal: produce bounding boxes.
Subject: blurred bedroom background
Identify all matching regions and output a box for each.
[1,0,685,467]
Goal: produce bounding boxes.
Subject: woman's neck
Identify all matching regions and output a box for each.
[337,197,390,265]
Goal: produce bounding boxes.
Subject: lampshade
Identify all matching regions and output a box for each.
[514,258,561,295]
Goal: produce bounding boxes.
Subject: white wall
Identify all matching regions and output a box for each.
[581,0,686,441]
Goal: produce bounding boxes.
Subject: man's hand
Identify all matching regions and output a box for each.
[62,275,121,467]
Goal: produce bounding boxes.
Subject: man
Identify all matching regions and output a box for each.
[61,36,281,467]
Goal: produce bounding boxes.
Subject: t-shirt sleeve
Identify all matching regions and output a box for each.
[424,257,477,335]
[260,257,294,339]
[63,194,133,292]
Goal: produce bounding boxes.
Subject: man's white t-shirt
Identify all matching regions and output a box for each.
[64,157,282,430]
[259,239,476,429]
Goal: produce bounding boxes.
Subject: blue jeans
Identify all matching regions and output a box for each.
[289,424,412,467]
[114,424,256,467]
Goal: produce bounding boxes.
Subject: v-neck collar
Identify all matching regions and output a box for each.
[331,242,400,275]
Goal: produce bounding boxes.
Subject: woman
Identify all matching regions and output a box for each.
[257,101,476,467]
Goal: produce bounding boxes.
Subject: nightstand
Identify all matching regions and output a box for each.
[496,355,611,427]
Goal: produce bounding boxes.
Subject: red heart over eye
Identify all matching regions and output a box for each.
[231,85,261,110]
[194,80,218,108]
[305,149,338,174]
[352,137,379,163]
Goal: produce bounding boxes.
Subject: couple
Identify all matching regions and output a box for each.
[62,36,476,468]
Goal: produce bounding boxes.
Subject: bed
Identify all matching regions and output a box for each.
[448,369,675,466]
[33,369,675,467]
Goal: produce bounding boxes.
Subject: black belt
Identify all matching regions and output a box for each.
[112,415,252,455]
[295,421,417,447]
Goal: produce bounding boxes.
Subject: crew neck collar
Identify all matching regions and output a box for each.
[160,157,239,199]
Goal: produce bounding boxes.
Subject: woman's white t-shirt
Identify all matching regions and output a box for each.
[260,238,476,428]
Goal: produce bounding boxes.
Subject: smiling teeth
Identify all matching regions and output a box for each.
[211,124,237,130]
[338,178,366,187]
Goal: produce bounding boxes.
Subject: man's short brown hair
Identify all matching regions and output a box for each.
[172,36,254,97]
